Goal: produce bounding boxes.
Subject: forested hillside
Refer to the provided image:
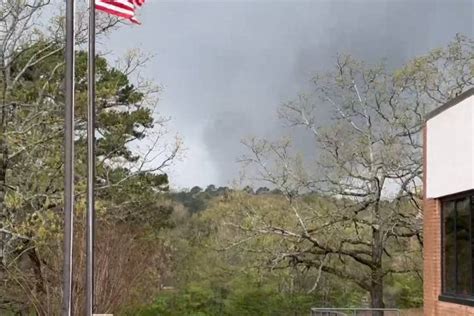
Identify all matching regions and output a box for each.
[131,190,423,315]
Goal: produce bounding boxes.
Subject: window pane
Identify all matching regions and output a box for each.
[456,197,471,295]
[444,200,456,293]
[472,195,474,295]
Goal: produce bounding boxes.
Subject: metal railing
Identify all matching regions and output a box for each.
[310,308,401,316]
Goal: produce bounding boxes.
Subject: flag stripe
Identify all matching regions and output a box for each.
[96,0,134,18]
[130,0,144,7]
[104,0,135,10]
[95,0,145,23]
[130,16,141,24]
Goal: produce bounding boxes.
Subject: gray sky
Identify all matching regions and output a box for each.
[105,0,473,189]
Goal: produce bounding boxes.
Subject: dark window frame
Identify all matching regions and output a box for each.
[439,189,474,306]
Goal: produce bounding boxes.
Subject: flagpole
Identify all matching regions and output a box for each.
[63,0,75,313]
[86,0,96,313]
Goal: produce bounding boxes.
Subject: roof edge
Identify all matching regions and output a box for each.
[426,87,474,121]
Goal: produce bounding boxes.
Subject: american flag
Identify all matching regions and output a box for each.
[96,0,145,24]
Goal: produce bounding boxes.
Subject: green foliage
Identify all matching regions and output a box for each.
[1,28,176,314]
[130,281,323,316]
[169,186,230,213]
[125,192,392,316]
[385,274,423,308]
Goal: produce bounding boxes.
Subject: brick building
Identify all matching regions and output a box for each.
[424,88,474,315]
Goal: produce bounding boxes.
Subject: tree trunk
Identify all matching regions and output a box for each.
[370,270,384,316]
[0,62,10,267]
[370,226,385,316]
[0,103,8,266]
[26,246,47,316]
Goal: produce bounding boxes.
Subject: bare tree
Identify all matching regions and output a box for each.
[236,35,473,313]
[69,220,169,315]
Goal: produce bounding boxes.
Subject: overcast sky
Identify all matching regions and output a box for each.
[105,0,473,189]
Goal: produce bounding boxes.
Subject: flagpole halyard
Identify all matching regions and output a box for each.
[63,0,75,314]
[86,0,97,313]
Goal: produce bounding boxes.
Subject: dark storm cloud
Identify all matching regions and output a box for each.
[106,0,473,188]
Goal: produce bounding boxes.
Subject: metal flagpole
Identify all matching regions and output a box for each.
[86,0,96,313]
[63,0,75,313]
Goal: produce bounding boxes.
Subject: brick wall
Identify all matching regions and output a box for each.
[423,198,439,315]
[423,123,474,315]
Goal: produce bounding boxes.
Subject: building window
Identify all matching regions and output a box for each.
[442,190,474,298]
